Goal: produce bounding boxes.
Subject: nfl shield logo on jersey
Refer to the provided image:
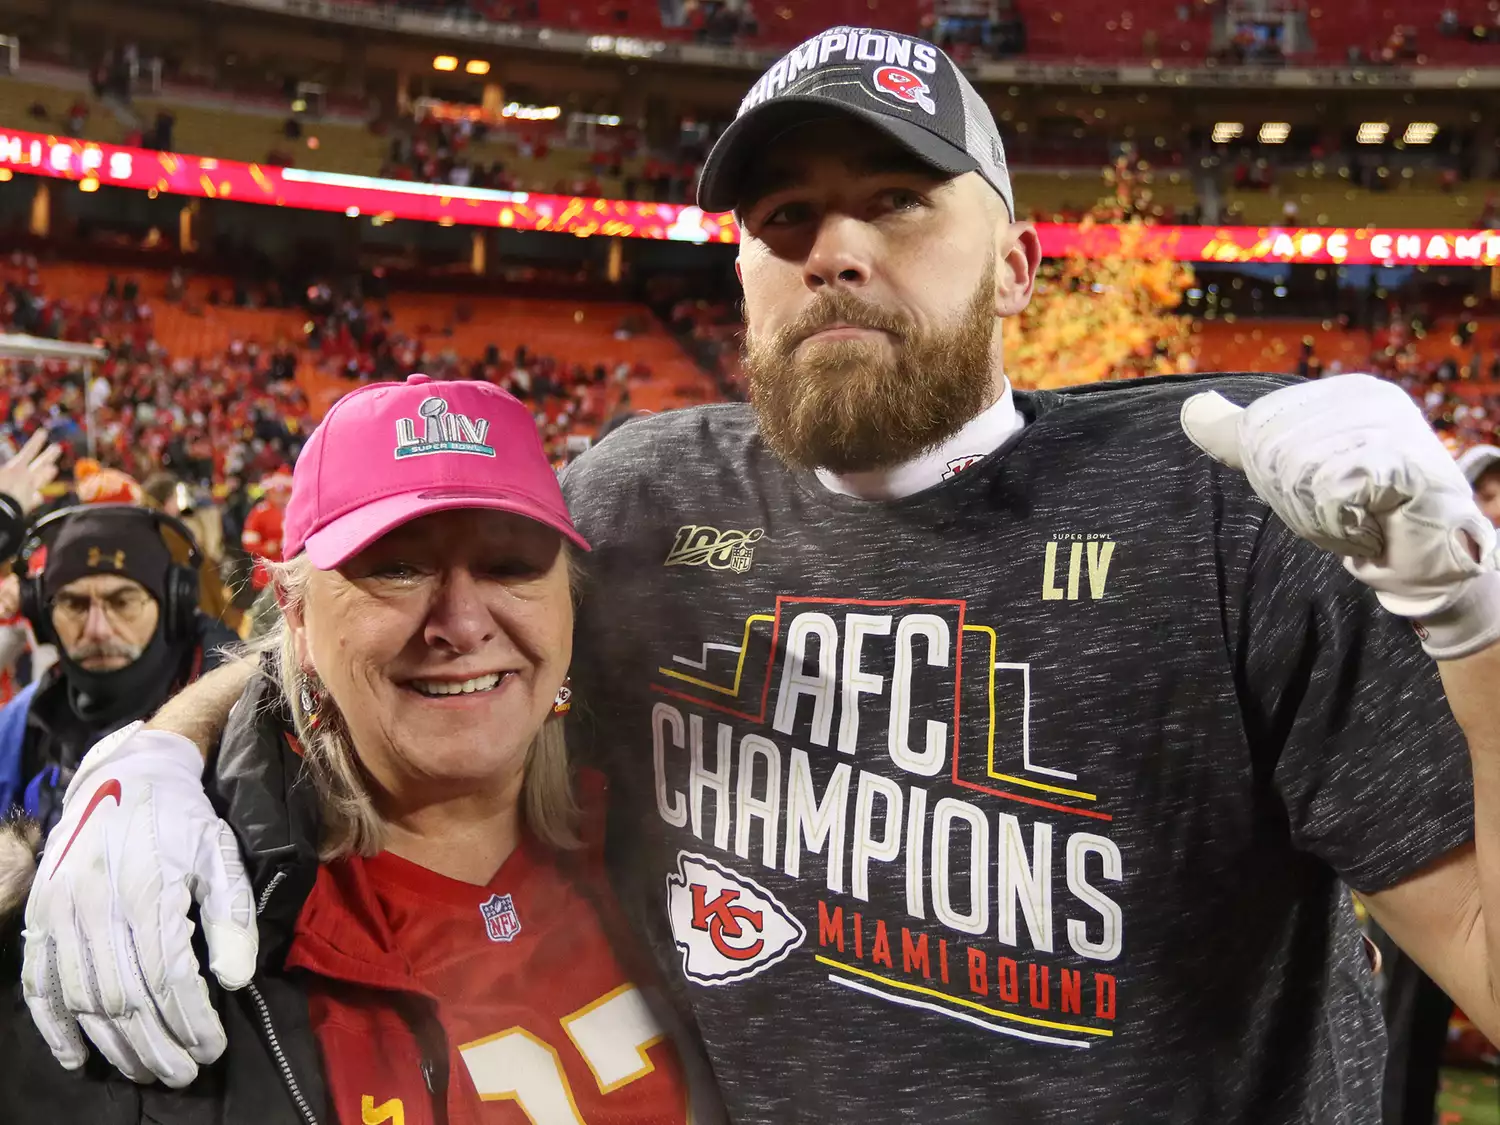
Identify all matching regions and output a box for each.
[480,893,522,943]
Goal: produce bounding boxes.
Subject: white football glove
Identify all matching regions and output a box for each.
[1181,373,1500,660]
[21,722,257,1088]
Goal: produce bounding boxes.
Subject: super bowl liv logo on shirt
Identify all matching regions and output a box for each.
[395,396,496,459]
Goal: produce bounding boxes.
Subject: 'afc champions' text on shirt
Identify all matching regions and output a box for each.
[651,598,1124,1046]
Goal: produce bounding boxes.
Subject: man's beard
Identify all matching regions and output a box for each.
[742,258,998,474]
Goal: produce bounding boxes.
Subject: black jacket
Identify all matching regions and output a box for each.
[0,669,336,1125]
[14,613,242,836]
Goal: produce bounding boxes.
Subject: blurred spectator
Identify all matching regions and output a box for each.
[63,100,89,138]
[145,111,175,152]
[141,471,242,632]
[241,469,291,591]
[73,460,144,505]
[1458,446,1500,527]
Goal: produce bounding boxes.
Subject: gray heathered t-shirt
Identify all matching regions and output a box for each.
[560,372,1474,1124]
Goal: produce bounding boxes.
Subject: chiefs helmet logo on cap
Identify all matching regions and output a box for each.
[872,66,935,115]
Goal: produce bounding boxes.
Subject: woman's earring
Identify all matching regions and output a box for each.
[299,677,326,730]
[552,679,572,716]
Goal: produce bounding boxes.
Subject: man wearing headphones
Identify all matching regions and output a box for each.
[0,505,237,833]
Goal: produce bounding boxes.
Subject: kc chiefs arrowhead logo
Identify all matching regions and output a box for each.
[666,852,805,987]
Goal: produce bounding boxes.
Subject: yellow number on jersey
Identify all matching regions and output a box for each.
[458,984,689,1124]
[361,1094,406,1125]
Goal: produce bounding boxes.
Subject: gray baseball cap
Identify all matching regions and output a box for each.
[697,26,1013,218]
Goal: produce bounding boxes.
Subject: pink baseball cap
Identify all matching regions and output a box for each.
[283,374,588,569]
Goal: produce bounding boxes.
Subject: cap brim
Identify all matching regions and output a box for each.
[697,96,980,214]
[302,489,590,570]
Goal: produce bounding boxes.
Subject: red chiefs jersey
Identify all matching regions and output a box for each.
[241,500,284,589]
[286,807,692,1125]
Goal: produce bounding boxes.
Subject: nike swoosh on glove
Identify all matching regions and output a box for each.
[1180,373,1500,660]
[21,722,258,1088]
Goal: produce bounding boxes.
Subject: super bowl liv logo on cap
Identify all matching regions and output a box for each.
[394,396,496,459]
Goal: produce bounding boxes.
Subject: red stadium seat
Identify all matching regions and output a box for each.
[1017,0,1212,61]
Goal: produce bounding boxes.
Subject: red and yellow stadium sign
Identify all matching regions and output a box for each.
[3,126,1496,266]
[1041,222,1500,268]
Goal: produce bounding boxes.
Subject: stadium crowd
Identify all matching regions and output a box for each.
[1,255,647,486]
[377,112,704,203]
[9,248,1500,490]
[299,276,643,445]
[0,254,310,487]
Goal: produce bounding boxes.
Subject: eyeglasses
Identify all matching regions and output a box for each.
[50,587,155,628]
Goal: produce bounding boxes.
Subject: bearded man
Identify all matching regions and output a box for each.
[21,28,1500,1125]
[0,504,237,830]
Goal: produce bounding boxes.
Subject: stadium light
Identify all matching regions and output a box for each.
[433,55,459,71]
[1211,122,1243,144]
[1258,122,1291,144]
[501,102,562,121]
[1404,122,1439,144]
[1357,122,1390,144]
[465,60,490,75]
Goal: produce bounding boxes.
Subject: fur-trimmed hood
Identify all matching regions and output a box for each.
[0,812,41,924]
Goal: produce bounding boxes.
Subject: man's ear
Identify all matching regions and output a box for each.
[735,256,744,285]
[994,221,1041,319]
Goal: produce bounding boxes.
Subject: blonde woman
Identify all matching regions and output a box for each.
[1,376,710,1125]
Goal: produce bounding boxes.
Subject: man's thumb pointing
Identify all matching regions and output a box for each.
[1180,391,1247,470]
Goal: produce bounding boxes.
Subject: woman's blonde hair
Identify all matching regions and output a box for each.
[255,554,578,861]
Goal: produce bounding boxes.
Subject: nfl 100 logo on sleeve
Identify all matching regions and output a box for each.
[479,893,522,943]
[664,524,765,573]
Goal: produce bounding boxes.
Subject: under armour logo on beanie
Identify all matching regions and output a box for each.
[43,509,172,606]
